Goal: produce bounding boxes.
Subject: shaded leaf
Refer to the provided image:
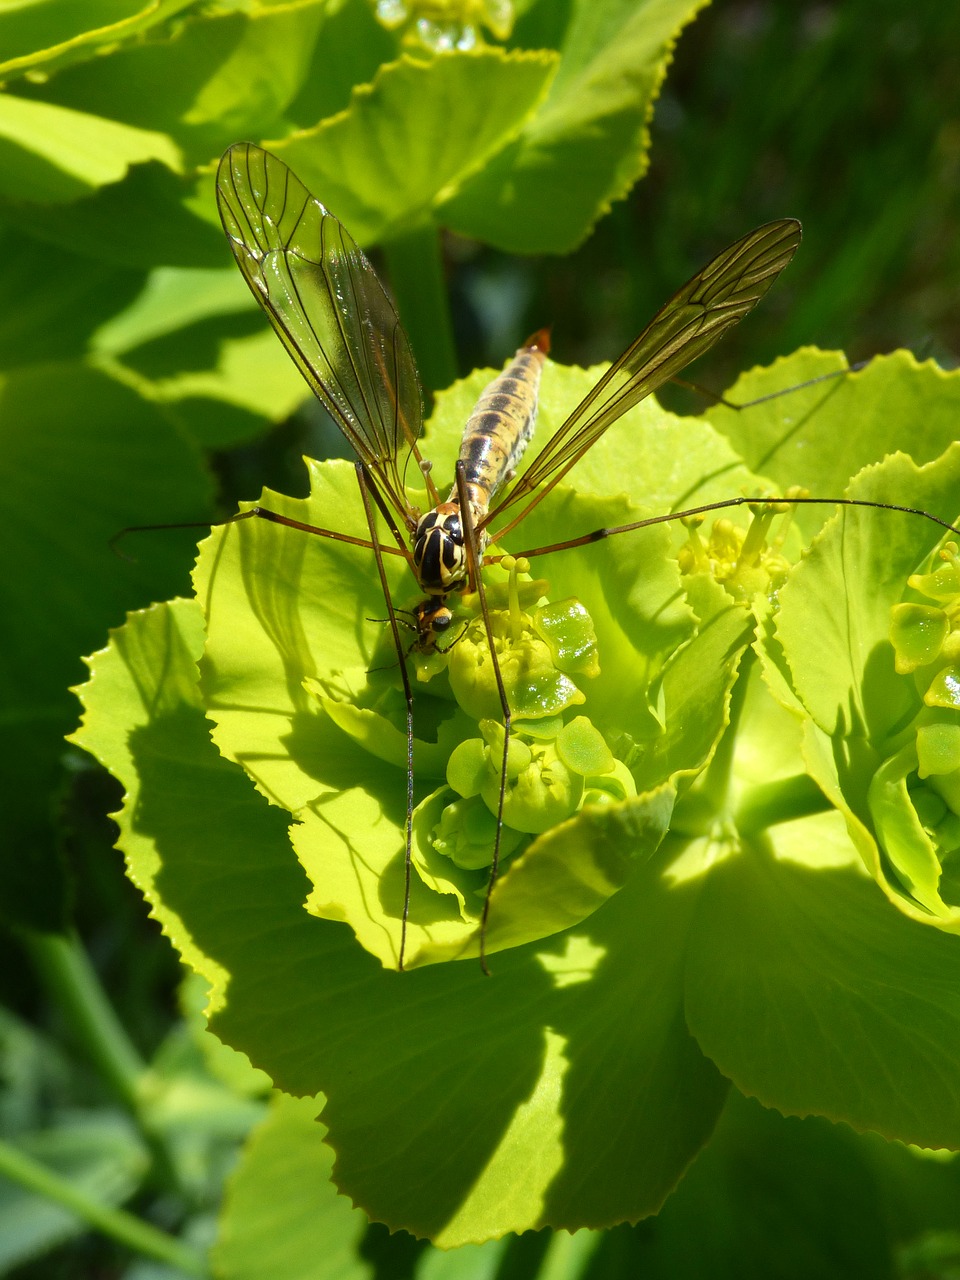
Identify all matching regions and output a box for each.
[441,0,709,252]
[0,94,180,202]
[1,161,225,269]
[0,0,194,82]
[273,49,557,244]
[28,3,327,156]
[2,360,213,928]
[213,1093,371,1280]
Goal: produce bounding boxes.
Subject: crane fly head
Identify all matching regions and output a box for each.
[412,596,459,654]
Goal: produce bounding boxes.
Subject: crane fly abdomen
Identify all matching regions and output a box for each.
[412,332,549,601]
[456,332,550,510]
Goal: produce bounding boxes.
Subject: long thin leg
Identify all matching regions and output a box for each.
[354,463,417,972]
[670,362,869,411]
[455,462,509,977]
[110,507,407,559]
[500,494,960,562]
[360,483,420,574]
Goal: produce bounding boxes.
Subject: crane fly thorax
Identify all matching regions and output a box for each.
[413,498,488,595]
[413,502,466,595]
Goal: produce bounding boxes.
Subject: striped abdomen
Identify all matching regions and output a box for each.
[453,330,550,511]
[413,330,550,600]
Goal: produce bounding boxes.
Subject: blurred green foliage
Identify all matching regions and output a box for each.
[498,0,960,389]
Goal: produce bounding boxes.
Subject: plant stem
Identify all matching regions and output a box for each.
[24,930,182,1192]
[735,773,831,835]
[25,930,144,1111]
[382,220,457,394]
[0,1138,209,1276]
[539,1227,603,1279]
[697,643,755,812]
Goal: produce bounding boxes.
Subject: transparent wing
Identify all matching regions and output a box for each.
[216,143,422,523]
[482,219,802,532]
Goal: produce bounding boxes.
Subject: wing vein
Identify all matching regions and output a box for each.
[215,143,423,527]
[481,219,801,533]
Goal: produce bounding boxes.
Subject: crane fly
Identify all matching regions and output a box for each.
[209,143,959,973]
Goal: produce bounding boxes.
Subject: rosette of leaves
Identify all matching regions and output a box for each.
[73,350,960,1243]
[158,356,754,972]
[764,465,960,927]
[707,349,960,932]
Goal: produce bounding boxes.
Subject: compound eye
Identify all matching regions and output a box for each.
[432,611,453,632]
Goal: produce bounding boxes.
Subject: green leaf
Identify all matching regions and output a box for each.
[708,349,960,539]
[631,574,756,794]
[754,443,960,934]
[71,596,303,1014]
[92,266,253,354]
[129,328,313,448]
[684,833,960,1150]
[0,93,180,202]
[1,160,226,269]
[299,854,730,1245]
[775,448,960,746]
[2,360,213,930]
[213,1093,372,1280]
[0,231,144,368]
[73,597,730,1240]
[33,4,328,153]
[93,266,310,446]
[271,49,558,243]
[0,0,195,82]
[595,1095,898,1279]
[178,971,272,1100]
[440,0,710,251]
[284,0,395,127]
[415,1235,507,1280]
